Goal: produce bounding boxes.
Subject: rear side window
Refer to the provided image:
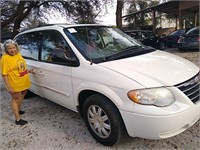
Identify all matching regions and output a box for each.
[15,31,43,60]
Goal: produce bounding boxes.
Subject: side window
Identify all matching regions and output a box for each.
[16,31,43,60]
[131,32,138,39]
[41,30,74,64]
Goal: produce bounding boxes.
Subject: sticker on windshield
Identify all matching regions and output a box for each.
[68,28,77,33]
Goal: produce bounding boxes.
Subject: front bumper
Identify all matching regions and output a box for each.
[120,101,200,139]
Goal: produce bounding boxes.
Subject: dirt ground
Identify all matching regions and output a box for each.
[0,49,200,150]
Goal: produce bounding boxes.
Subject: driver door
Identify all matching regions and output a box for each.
[37,30,75,109]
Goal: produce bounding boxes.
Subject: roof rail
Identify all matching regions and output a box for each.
[38,23,71,27]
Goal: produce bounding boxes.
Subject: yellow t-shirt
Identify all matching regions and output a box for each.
[0,52,31,92]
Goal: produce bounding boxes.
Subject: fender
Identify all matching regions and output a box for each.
[74,81,134,111]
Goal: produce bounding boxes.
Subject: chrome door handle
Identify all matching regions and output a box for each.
[37,70,44,76]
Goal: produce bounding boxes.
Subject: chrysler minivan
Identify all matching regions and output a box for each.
[14,24,200,146]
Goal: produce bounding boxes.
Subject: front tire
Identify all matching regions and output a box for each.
[83,94,124,146]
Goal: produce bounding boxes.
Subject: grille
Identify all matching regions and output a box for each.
[176,73,200,104]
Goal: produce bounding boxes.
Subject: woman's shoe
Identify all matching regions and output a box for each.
[15,119,28,125]
[19,110,25,115]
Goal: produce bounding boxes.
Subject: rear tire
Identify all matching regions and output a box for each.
[83,94,124,146]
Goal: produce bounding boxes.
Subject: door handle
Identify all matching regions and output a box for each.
[37,70,44,76]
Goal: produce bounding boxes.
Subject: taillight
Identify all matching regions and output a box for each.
[197,38,200,41]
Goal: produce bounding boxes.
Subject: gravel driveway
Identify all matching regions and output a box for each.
[0,49,200,150]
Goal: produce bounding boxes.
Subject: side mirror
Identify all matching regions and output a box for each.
[52,51,78,66]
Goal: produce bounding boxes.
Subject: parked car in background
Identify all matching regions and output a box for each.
[14,24,200,146]
[177,26,200,51]
[163,28,190,47]
[125,30,166,50]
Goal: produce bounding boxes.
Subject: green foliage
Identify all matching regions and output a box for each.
[1,0,113,36]
[62,0,100,24]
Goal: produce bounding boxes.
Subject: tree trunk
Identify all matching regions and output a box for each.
[12,19,21,38]
[116,0,123,29]
[1,1,40,37]
[12,1,36,37]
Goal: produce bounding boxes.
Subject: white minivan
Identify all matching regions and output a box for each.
[14,24,200,146]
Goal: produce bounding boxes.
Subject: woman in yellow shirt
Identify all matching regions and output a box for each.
[1,39,35,125]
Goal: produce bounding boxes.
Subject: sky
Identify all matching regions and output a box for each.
[48,4,117,26]
[97,5,117,26]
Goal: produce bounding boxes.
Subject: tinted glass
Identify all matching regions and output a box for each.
[126,31,140,39]
[41,30,75,64]
[16,31,43,60]
[130,32,139,38]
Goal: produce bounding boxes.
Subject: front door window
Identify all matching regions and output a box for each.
[41,30,74,64]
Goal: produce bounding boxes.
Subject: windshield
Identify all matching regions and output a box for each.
[64,26,154,63]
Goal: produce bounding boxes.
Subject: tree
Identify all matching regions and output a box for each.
[1,0,49,37]
[116,0,123,29]
[61,0,112,24]
[1,0,112,37]
[123,0,159,29]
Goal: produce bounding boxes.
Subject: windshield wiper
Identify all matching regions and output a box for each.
[121,45,143,51]
[103,45,144,61]
[103,46,155,62]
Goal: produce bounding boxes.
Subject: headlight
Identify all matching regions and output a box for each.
[127,88,175,107]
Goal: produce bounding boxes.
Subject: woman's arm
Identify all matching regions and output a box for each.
[28,69,35,74]
[2,75,14,93]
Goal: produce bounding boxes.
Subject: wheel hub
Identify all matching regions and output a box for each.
[94,115,103,128]
[87,105,111,138]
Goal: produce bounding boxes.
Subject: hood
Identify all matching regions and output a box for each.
[100,50,199,88]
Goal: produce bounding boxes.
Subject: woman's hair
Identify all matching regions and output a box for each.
[3,39,20,53]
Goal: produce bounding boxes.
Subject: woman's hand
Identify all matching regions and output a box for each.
[28,69,36,74]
